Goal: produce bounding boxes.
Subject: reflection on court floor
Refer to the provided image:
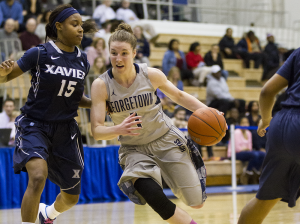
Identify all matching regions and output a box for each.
[1,193,300,224]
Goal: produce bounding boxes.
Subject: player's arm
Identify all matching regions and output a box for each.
[90,78,142,140]
[79,94,91,108]
[258,74,288,136]
[148,67,207,112]
[0,59,24,83]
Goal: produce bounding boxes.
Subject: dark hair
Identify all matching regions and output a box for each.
[168,39,179,51]
[41,10,51,23]
[3,98,14,106]
[226,28,232,33]
[109,23,137,50]
[173,106,186,116]
[247,101,258,113]
[247,30,255,38]
[189,42,200,52]
[45,4,98,42]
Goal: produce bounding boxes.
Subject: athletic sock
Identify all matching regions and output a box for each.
[22,222,35,224]
[46,202,61,220]
[190,220,198,224]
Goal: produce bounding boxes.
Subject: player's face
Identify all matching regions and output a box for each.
[60,13,83,46]
[110,41,136,74]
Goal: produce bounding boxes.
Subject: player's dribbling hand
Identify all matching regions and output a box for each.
[117,112,142,136]
[257,118,271,137]
[0,59,14,76]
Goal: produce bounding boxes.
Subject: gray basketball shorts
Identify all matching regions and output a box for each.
[118,126,207,207]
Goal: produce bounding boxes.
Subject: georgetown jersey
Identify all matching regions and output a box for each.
[99,63,173,145]
[17,41,89,122]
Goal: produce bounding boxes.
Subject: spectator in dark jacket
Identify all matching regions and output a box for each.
[19,17,41,50]
[133,25,150,66]
[0,0,23,31]
[219,28,238,58]
[236,30,263,68]
[261,33,280,82]
[204,44,229,79]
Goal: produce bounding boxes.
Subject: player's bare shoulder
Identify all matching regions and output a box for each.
[147,67,168,89]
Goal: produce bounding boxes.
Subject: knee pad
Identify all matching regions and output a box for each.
[134,178,176,220]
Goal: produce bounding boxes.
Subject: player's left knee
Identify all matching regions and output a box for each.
[64,194,80,206]
[190,202,205,209]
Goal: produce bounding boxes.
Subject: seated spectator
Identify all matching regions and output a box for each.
[7,110,19,145]
[204,44,229,80]
[0,99,16,142]
[222,107,240,144]
[167,66,183,90]
[0,0,23,31]
[22,0,42,23]
[262,33,280,82]
[206,65,245,115]
[171,106,187,129]
[219,28,238,59]
[81,19,98,50]
[157,89,175,118]
[133,25,150,66]
[186,42,212,86]
[236,30,263,68]
[247,101,266,151]
[92,0,116,26]
[90,56,107,75]
[162,39,194,85]
[85,37,110,66]
[278,43,294,65]
[116,0,138,24]
[35,10,51,42]
[228,116,265,184]
[19,17,41,50]
[0,18,20,57]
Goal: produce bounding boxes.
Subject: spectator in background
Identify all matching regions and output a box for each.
[219,28,238,59]
[0,8,3,27]
[167,66,183,91]
[204,44,229,80]
[162,39,194,85]
[0,0,23,31]
[186,42,212,86]
[92,0,116,26]
[116,0,138,24]
[19,17,40,50]
[0,99,15,128]
[247,101,266,152]
[228,117,265,184]
[85,37,110,66]
[22,0,42,23]
[171,106,187,129]
[0,18,20,56]
[35,10,51,42]
[133,25,150,66]
[206,65,245,115]
[90,56,107,75]
[7,110,19,145]
[222,107,240,144]
[237,30,263,68]
[261,33,280,82]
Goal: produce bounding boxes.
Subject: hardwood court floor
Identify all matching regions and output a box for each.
[1,193,300,224]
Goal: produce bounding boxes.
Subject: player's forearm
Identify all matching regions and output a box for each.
[79,95,91,108]
[0,76,7,83]
[176,91,207,112]
[92,125,121,140]
[259,89,276,121]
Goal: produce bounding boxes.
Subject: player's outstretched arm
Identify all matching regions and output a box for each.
[258,74,288,136]
[0,59,24,83]
[148,67,207,112]
[90,78,142,140]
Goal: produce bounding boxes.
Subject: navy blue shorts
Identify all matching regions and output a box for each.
[13,114,84,195]
[256,108,300,207]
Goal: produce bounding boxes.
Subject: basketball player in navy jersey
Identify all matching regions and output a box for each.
[0,5,97,224]
[91,23,225,224]
[238,48,300,224]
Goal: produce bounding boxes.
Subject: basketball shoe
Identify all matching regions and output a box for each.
[37,203,55,224]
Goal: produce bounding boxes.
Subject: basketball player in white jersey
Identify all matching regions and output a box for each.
[91,23,219,224]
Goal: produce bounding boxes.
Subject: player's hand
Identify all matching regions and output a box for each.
[117,112,142,136]
[257,118,271,137]
[0,59,14,76]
